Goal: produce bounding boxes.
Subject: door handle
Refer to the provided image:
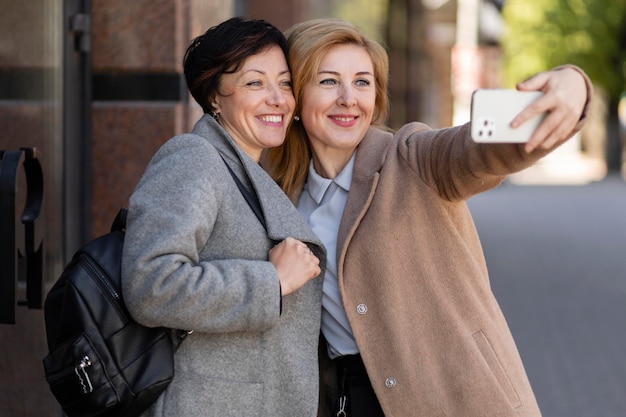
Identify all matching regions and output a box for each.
[0,147,44,324]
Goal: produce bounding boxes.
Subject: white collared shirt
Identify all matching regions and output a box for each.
[297,153,359,359]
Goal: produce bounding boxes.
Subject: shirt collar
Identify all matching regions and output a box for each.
[306,152,355,204]
[333,152,355,193]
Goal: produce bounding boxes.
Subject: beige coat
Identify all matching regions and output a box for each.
[305,105,589,416]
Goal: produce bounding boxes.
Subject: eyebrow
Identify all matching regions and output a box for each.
[318,70,374,77]
[242,68,291,76]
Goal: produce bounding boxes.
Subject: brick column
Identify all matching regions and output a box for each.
[90,0,231,236]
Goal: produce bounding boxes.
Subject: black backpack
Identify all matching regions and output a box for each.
[42,208,188,417]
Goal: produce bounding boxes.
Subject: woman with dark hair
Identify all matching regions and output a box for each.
[266,18,592,417]
[122,17,326,416]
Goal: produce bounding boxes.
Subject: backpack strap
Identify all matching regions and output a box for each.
[219,154,282,313]
[219,154,266,230]
[111,207,128,232]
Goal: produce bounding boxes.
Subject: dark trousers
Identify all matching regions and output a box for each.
[331,354,385,417]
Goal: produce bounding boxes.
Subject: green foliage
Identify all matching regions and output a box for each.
[330,0,388,42]
[502,0,626,99]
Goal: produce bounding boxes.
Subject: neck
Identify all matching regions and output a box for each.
[311,148,355,179]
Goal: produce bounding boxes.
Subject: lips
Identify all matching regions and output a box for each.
[329,115,358,126]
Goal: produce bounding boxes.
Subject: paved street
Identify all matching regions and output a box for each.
[467,174,626,417]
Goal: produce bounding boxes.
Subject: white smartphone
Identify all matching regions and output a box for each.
[470,89,546,143]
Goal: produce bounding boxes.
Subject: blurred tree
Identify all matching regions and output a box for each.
[330,0,389,42]
[502,0,626,172]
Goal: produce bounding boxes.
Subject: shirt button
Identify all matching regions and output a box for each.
[356,303,368,314]
[385,377,397,389]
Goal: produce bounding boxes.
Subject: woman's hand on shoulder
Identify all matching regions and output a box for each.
[269,237,321,296]
[511,66,588,153]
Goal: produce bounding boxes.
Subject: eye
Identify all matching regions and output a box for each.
[320,78,338,86]
[280,79,293,89]
[246,80,263,87]
[355,78,372,87]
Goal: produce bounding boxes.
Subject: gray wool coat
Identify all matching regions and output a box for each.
[121,114,326,417]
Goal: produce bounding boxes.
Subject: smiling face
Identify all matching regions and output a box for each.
[213,45,295,161]
[300,43,376,174]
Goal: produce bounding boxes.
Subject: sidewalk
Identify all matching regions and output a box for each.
[507,137,608,185]
[467,173,626,417]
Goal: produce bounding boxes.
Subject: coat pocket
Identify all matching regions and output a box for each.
[472,330,522,409]
[162,370,263,417]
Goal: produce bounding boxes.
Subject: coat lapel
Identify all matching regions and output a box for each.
[244,156,327,266]
[194,115,325,256]
[337,127,393,260]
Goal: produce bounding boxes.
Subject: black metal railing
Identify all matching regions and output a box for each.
[0,147,44,324]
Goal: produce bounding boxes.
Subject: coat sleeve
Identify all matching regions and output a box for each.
[121,134,281,334]
[396,122,537,201]
[397,65,593,202]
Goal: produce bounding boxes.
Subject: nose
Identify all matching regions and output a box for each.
[266,83,288,107]
[337,85,356,107]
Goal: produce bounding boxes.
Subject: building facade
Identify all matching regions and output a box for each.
[0,1,485,415]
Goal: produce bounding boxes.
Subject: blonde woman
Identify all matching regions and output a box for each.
[266,18,591,417]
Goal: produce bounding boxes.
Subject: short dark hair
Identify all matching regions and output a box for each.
[183,17,289,114]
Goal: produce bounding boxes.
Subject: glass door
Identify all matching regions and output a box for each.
[0,0,90,415]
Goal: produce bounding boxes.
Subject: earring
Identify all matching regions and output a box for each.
[211,111,220,120]
[294,116,300,121]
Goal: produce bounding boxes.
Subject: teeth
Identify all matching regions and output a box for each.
[260,115,282,123]
[333,117,355,122]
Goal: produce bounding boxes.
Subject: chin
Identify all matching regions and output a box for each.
[263,139,286,148]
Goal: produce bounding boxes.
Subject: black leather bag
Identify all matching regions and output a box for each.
[42,208,187,417]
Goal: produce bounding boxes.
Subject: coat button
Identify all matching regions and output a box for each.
[385,377,397,389]
[356,303,368,314]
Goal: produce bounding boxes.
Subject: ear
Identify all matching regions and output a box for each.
[210,97,220,113]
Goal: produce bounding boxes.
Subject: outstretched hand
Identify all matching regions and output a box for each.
[511,67,588,153]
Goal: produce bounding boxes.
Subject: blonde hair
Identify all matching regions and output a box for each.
[265,18,390,197]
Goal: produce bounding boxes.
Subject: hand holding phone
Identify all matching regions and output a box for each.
[470,89,547,143]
